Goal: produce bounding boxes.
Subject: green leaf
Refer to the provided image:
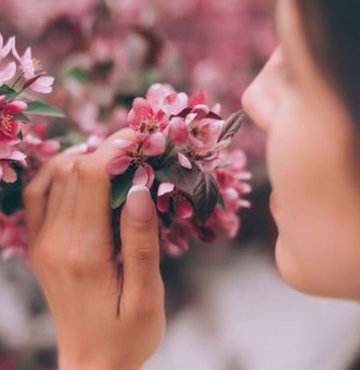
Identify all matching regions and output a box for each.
[217,192,226,210]
[0,84,19,101]
[111,168,135,209]
[25,101,66,118]
[67,67,92,83]
[14,113,31,123]
[155,170,170,183]
[193,172,220,224]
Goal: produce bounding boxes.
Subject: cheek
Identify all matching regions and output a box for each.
[268,93,360,299]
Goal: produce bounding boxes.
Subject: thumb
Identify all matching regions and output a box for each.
[120,185,162,298]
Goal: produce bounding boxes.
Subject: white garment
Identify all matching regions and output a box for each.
[145,248,360,370]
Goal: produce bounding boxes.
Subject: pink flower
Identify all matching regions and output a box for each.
[189,91,207,107]
[186,106,224,154]
[177,152,192,169]
[132,163,155,188]
[214,149,252,199]
[0,96,27,141]
[127,98,168,156]
[141,131,167,156]
[0,34,16,85]
[146,83,188,116]
[0,143,26,164]
[128,97,167,133]
[157,182,193,219]
[12,43,54,93]
[0,33,14,60]
[12,45,34,79]
[106,138,155,188]
[169,117,188,146]
[107,155,132,175]
[22,133,60,163]
[204,149,252,237]
[0,161,17,183]
[31,75,55,94]
[212,207,240,238]
[0,210,27,260]
[0,142,26,183]
[160,220,193,257]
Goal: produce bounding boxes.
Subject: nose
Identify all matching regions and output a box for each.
[241,47,281,132]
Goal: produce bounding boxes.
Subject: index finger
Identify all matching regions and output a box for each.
[70,128,136,252]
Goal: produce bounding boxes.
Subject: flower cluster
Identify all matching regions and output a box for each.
[0,31,253,261]
[0,33,64,259]
[0,33,60,182]
[107,84,251,256]
[0,0,273,160]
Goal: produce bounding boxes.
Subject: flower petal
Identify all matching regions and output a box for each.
[2,163,17,183]
[144,163,155,188]
[192,104,210,119]
[178,152,192,169]
[157,193,171,213]
[31,76,55,94]
[174,196,193,219]
[132,165,148,186]
[189,91,207,107]
[142,132,166,156]
[0,36,14,60]
[133,98,154,119]
[0,62,16,84]
[5,100,27,115]
[169,117,188,146]
[158,182,175,197]
[0,119,21,138]
[106,155,131,175]
[146,83,174,105]
[21,48,35,79]
[8,150,27,164]
[0,143,11,158]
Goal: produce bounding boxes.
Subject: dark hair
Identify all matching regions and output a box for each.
[295,1,360,126]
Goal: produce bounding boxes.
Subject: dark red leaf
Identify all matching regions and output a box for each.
[170,107,192,119]
[218,110,245,143]
[193,172,220,224]
[206,111,222,120]
[167,163,201,196]
[22,72,47,91]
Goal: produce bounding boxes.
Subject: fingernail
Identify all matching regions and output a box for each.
[127,185,154,223]
[64,143,88,155]
[112,138,134,150]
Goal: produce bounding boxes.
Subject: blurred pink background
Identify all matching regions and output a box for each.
[1,1,360,369]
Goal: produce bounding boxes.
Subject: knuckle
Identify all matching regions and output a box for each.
[62,241,99,277]
[23,183,41,203]
[73,156,107,183]
[73,157,94,180]
[132,244,157,262]
[64,252,90,277]
[127,278,164,320]
[54,162,73,180]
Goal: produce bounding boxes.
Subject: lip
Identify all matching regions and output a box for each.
[269,191,277,213]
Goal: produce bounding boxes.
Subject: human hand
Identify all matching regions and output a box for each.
[24,128,165,370]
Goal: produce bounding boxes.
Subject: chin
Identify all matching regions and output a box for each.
[274,237,360,301]
[274,237,327,297]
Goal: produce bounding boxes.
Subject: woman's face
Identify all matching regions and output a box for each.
[242,0,360,300]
